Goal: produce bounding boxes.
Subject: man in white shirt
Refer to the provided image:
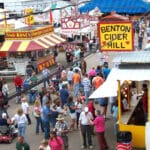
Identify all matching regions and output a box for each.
[79,107,93,149]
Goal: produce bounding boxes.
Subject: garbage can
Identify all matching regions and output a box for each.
[116,131,132,150]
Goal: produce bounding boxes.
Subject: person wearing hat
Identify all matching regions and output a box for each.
[79,106,94,149]
[38,139,51,150]
[55,114,69,150]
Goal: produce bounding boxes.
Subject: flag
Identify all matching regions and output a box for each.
[49,10,53,24]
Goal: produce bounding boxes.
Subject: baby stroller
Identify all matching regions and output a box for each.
[0,124,18,143]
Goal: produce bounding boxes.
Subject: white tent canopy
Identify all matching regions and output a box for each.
[89,68,150,99]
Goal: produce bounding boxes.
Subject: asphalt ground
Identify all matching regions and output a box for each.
[0,51,146,150]
[0,29,148,150]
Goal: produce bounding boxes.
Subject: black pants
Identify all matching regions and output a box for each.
[76,112,81,128]
[25,114,31,124]
[81,125,92,147]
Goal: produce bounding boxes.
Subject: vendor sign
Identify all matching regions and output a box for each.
[98,22,133,51]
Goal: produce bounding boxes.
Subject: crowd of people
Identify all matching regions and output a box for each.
[0,60,113,150]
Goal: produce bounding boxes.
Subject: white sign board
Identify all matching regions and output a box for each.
[14,62,28,75]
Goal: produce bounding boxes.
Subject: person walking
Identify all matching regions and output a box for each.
[79,106,93,149]
[21,95,32,125]
[42,67,51,88]
[72,69,81,100]
[42,100,52,139]
[80,59,87,75]
[29,72,38,104]
[59,84,69,107]
[75,97,83,129]
[14,73,23,104]
[67,96,76,131]
[92,73,104,90]
[82,73,91,104]
[88,109,108,150]
[16,136,30,150]
[26,61,34,77]
[55,114,69,150]
[12,108,28,138]
[48,130,64,150]
[33,100,44,135]
[88,67,96,85]
[67,67,74,91]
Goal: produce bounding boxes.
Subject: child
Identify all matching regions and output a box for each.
[21,94,32,125]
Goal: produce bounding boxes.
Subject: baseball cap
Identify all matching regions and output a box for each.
[84,107,89,112]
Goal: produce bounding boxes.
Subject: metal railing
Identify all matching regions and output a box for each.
[7,51,94,101]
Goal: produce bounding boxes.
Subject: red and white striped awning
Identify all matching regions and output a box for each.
[0,33,66,52]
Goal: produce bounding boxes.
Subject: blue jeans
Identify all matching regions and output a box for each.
[29,90,37,103]
[18,123,26,138]
[43,78,50,88]
[35,117,44,133]
[74,83,80,97]
[16,86,22,102]
[43,121,50,139]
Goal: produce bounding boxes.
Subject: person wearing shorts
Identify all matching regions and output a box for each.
[99,98,108,118]
[67,96,76,131]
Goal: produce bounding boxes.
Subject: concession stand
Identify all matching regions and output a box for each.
[0,25,66,75]
[89,51,150,149]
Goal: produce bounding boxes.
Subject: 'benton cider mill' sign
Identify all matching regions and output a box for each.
[98,22,133,51]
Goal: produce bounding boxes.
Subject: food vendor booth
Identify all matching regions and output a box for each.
[89,51,150,149]
[0,25,66,75]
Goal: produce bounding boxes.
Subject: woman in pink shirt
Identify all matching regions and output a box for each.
[48,131,64,150]
[88,67,96,84]
[89,110,108,150]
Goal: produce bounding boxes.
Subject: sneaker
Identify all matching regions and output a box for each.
[89,145,93,149]
[81,145,85,149]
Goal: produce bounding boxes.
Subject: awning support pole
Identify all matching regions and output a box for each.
[117,80,121,124]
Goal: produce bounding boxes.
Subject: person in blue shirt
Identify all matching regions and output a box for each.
[59,84,69,107]
[42,100,52,139]
[103,63,111,80]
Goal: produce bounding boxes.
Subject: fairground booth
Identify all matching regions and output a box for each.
[89,51,150,149]
[89,12,150,149]
[0,24,66,76]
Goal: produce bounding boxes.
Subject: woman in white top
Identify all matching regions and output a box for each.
[21,95,32,125]
[75,97,83,129]
[12,108,27,138]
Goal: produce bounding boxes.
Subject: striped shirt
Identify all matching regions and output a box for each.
[82,77,91,92]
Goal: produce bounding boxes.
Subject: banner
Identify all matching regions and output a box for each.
[49,10,53,24]
[98,22,133,51]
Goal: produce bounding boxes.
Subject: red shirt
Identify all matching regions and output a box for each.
[142,92,148,113]
[87,101,95,118]
[14,75,23,87]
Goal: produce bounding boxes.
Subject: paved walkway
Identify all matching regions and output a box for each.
[1,51,146,150]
